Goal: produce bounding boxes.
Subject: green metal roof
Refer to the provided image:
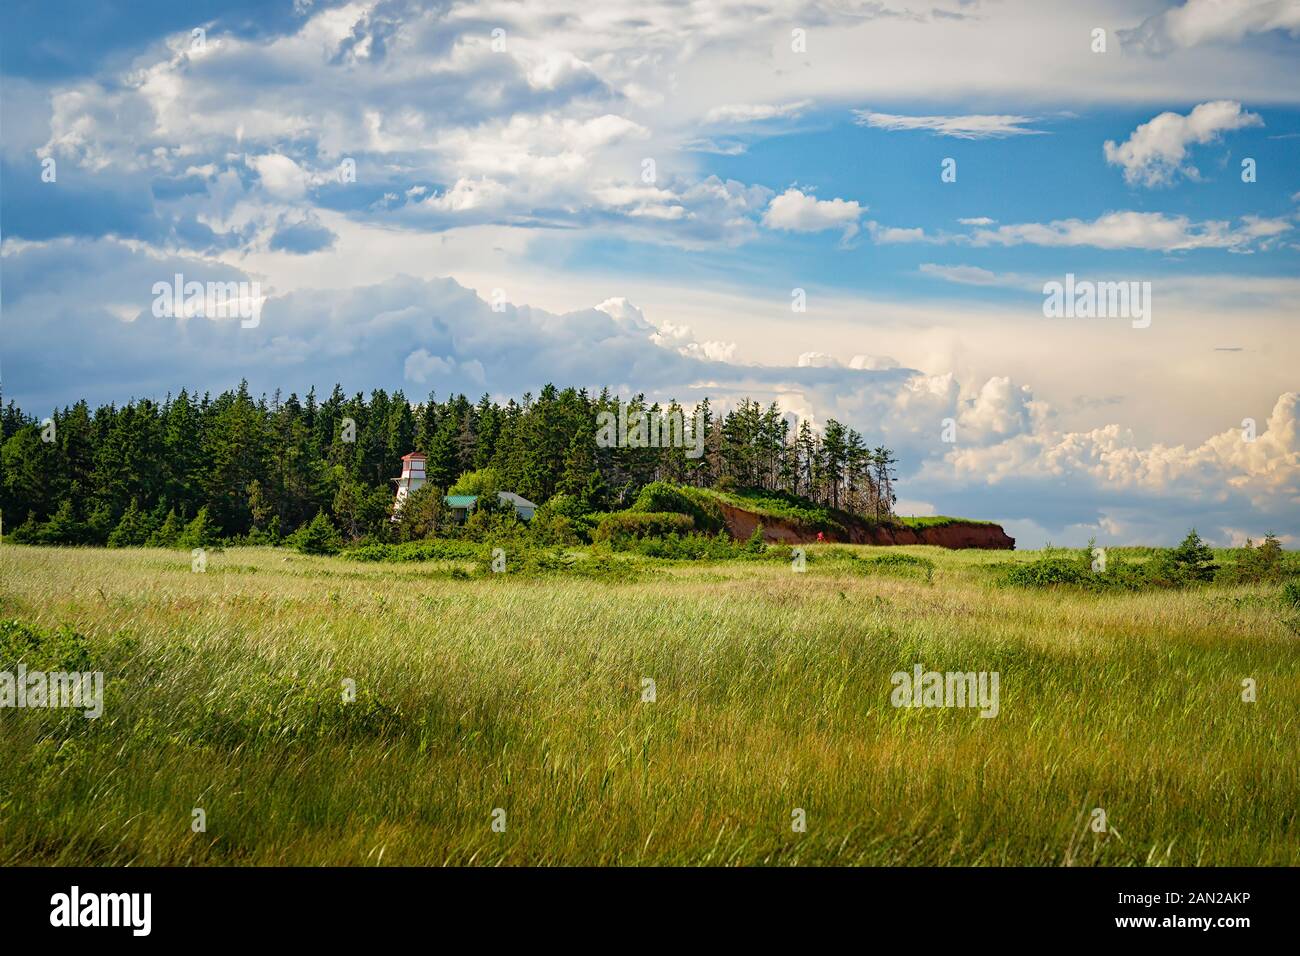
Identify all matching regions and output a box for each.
[444,495,478,508]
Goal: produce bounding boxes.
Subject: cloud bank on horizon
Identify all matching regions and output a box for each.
[2,0,1298,547]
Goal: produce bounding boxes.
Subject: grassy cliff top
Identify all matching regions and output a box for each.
[893,515,1000,529]
[690,486,997,531]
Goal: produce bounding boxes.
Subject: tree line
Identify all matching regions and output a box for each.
[0,382,898,545]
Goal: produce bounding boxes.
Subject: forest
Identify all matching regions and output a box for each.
[0,382,898,547]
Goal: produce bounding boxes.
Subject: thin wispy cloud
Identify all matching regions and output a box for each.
[679,138,747,155]
[853,109,1044,138]
[705,101,811,124]
[968,211,1291,251]
[918,263,1026,287]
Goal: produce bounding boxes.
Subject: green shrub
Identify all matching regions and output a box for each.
[998,557,1092,589]
[593,511,694,544]
[447,468,502,497]
[36,501,89,546]
[576,551,642,581]
[477,547,570,576]
[290,510,343,555]
[997,530,1234,592]
[1283,580,1300,609]
[474,546,641,581]
[635,531,744,561]
[856,552,936,582]
[347,539,486,563]
[816,546,860,562]
[540,493,586,520]
[0,619,92,672]
[5,512,43,544]
[460,500,527,544]
[529,494,586,546]
[347,543,393,561]
[766,544,795,563]
[392,483,449,542]
[630,482,725,532]
[530,513,580,547]
[1092,560,1154,592]
[1218,534,1293,584]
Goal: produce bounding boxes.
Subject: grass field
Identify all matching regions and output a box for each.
[1,543,1297,866]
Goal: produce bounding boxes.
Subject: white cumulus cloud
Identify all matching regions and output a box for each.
[763,189,864,239]
[1103,100,1263,187]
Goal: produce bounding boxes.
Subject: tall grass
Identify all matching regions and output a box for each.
[0,544,1295,865]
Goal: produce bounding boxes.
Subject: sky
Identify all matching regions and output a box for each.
[1,0,1298,547]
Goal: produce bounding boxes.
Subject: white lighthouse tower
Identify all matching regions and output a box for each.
[392,452,427,516]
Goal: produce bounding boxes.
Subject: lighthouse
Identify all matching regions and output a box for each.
[392,452,427,516]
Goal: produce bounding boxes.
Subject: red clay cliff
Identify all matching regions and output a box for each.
[716,501,1015,549]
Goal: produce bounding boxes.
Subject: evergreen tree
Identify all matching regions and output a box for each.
[558,421,599,500]
[179,506,220,549]
[2,425,62,520]
[147,509,184,548]
[163,390,204,516]
[427,414,462,489]
[8,511,43,544]
[1160,529,1218,582]
[332,478,365,540]
[472,394,500,468]
[385,392,416,471]
[86,502,115,544]
[291,509,343,555]
[821,420,847,509]
[202,382,266,534]
[108,500,153,547]
[40,500,88,545]
[870,446,898,521]
[415,391,439,454]
[60,400,97,497]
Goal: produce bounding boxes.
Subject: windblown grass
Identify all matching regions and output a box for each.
[0,543,1296,866]
[895,515,999,529]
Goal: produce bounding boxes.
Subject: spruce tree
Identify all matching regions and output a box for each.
[292,509,343,555]
[108,500,153,547]
[148,509,184,548]
[179,506,220,549]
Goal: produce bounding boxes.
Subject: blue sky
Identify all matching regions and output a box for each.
[2,0,1298,546]
[554,104,1300,293]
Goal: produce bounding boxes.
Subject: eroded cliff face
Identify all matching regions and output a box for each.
[715,501,1015,550]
